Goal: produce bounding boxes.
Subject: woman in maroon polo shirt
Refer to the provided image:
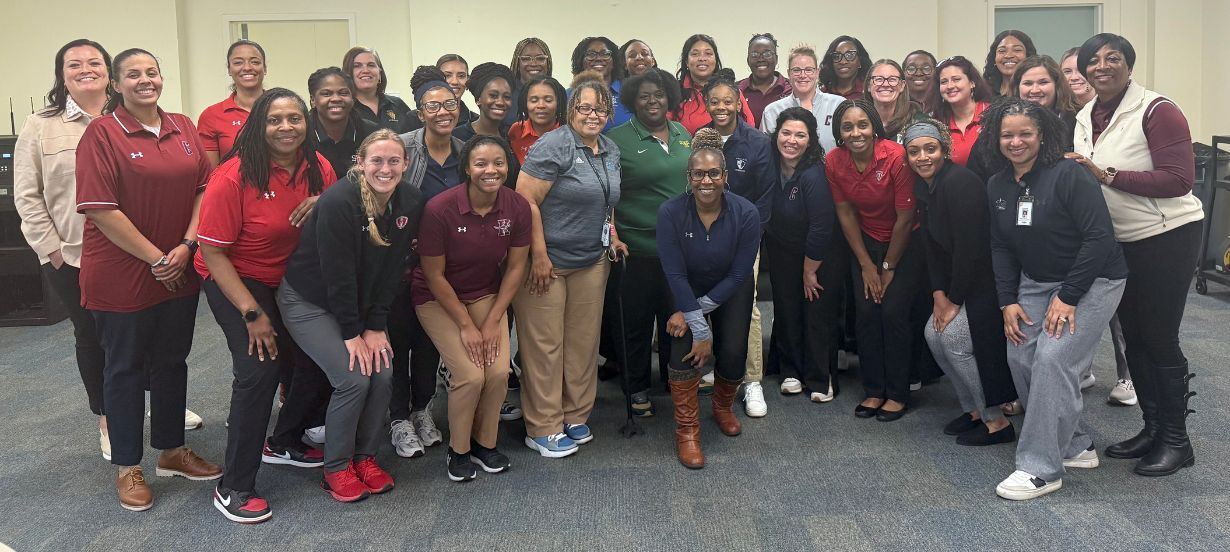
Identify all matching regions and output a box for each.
[819,35,872,100]
[196,88,336,523]
[198,40,266,165]
[414,135,531,482]
[75,48,222,512]
[926,56,992,167]
[826,99,921,422]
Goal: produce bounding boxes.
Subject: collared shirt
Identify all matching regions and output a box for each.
[657,192,761,314]
[947,101,989,167]
[13,100,93,266]
[196,93,249,157]
[451,120,520,190]
[760,89,847,153]
[822,79,866,101]
[825,139,913,243]
[672,74,756,134]
[987,159,1128,307]
[738,73,791,130]
[311,115,378,178]
[354,93,414,133]
[411,185,532,306]
[715,119,775,226]
[194,153,336,287]
[422,143,462,204]
[520,125,622,268]
[508,120,561,164]
[606,117,691,256]
[768,161,836,261]
[75,105,211,312]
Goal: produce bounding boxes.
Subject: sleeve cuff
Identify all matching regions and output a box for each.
[683,309,712,342]
[696,295,719,314]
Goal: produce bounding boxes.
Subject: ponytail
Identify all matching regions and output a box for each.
[346,128,405,246]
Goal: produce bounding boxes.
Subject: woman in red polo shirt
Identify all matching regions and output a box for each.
[826,99,921,422]
[415,135,531,481]
[75,48,222,512]
[196,88,336,523]
[508,76,565,164]
[926,56,991,167]
[671,34,754,134]
[198,40,266,165]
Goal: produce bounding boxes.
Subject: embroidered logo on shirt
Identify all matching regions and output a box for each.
[875,170,885,181]
[181,140,194,156]
[129,152,144,159]
[789,186,799,201]
[386,110,398,121]
[995,198,1008,211]
[493,218,512,236]
[685,232,694,238]
[231,120,243,126]
[735,158,748,171]
[262,190,277,200]
[637,148,649,154]
[457,226,467,233]
[396,216,408,229]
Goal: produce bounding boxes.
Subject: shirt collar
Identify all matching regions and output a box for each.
[221,92,247,113]
[454,185,503,216]
[948,102,988,132]
[568,126,608,155]
[629,117,683,143]
[740,73,789,94]
[110,104,182,137]
[312,117,358,146]
[510,120,557,140]
[64,96,88,121]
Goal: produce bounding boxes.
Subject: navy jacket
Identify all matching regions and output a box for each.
[657,191,762,314]
[766,160,836,261]
[713,120,775,227]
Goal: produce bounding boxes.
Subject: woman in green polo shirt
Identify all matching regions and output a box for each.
[605,68,691,417]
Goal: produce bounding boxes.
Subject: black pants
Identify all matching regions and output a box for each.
[668,277,755,380]
[42,263,106,415]
[388,282,439,421]
[765,235,847,392]
[613,256,673,394]
[849,232,923,403]
[1117,221,1201,380]
[93,294,198,466]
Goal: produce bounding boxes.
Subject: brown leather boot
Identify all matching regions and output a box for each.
[117,466,153,511]
[156,447,223,481]
[668,374,704,469]
[712,375,743,436]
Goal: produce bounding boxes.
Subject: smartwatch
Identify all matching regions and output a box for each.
[181,239,199,255]
[1103,166,1117,184]
[243,308,263,323]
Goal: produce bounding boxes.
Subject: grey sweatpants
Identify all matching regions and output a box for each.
[924,307,1002,423]
[278,281,393,472]
[1008,274,1124,482]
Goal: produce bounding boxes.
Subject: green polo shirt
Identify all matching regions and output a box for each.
[607,118,691,257]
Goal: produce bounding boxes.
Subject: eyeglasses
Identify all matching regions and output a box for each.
[904,65,934,76]
[687,168,726,182]
[585,50,613,61]
[518,55,549,64]
[870,76,903,87]
[574,104,610,116]
[831,50,859,63]
[421,99,459,114]
[789,67,818,76]
[748,51,776,60]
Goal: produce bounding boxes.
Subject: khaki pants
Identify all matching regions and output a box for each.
[512,259,610,437]
[745,251,764,382]
[416,295,511,452]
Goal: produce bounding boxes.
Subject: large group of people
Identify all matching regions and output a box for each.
[11,28,1204,520]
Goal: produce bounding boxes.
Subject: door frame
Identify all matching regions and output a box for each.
[223,13,358,46]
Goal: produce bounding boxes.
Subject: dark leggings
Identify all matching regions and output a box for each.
[849,232,923,403]
[41,263,106,415]
[612,255,673,394]
[765,235,847,392]
[1117,221,1201,376]
[388,282,439,421]
[668,277,755,381]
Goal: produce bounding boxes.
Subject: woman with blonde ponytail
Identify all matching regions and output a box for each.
[278,129,423,503]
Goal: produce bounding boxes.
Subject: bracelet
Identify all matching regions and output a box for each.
[150,255,169,272]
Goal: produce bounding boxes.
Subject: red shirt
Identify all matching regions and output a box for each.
[508,120,560,164]
[75,106,210,312]
[947,101,989,167]
[671,74,757,134]
[194,153,337,287]
[825,138,913,243]
[411,185,532,306]
[737,73,791,129]
[197,93,249,157]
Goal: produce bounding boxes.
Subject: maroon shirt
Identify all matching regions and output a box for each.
[411,185,532,306]
[76,105,210,312]
[738,73,790,129]
[1091,84,1195,198]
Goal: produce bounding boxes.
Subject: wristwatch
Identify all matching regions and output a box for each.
[1103,166,1117,185]
[181,239,198,255]
[243,307,263,323]
[881,261,895,272]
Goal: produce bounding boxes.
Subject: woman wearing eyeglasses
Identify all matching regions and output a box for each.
[903,50,937,105]
[761,45,846,152]
[926,56,992,167]
[513,75,624,458]
[569,37,629,131]
[864,59,924,142]
[819,36,872,101]
[738,33,791,130]
[508,37,555,125]
[672,34,755,134]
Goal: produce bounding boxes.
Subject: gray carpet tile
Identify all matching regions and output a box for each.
[1,287,1228,551]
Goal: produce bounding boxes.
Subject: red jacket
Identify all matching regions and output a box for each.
[671,74,756,134]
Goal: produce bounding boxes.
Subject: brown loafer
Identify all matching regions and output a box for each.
[156,447,223,481]
[117,466,153,511]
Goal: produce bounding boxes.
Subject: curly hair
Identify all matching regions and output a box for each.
[982,30,1037,95]
[570,36,624,82]
[772,107,825,167]
[619,68,682,114]
[689,127,726,169]
[902,117,952,157]
[409,65,453,105]
[567,71,614,120]
[819,35,872,93]
[831,98,888,148]
[974,98,1067,176]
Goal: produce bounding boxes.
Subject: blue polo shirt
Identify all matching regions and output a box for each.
[656,191,761,314]
[767,161,836,261]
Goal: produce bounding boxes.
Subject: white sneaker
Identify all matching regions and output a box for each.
[1108,379,1137,406]
[390,419,424,458]
[809,382,835,403]
[780,377,803,395]
[100,429,112,461]
[411,408,443,446]
[148,408,204,430]
[996,470,1062,500]
[742,382,767,417]
[1063,446,1100,469]
[1080,373,1096,390]
[699,372,715,394]
[303,425,326,444]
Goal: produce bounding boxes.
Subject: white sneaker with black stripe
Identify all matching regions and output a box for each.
[1063,446,1100,469]
[996,470,1062,500]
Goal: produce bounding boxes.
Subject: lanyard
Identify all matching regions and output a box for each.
[581,146,612,212]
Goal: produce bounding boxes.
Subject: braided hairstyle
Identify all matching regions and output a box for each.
[689,127,726,169]
[517,75,567,124]
[347,129,406,246]
[221,88,326,196]
[466,62,516,100]
[410,65,451,101]
[973,98,1067,176]
[509,37,554,84]
[832,98,888,148]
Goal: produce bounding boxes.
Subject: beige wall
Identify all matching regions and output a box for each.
[1,0,1222,140]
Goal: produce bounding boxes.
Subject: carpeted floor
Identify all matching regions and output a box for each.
[1,287,1228,551]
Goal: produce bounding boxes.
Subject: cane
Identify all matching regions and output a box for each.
[612,250,644,438]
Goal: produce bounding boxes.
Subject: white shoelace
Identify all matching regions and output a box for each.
[1115,379,1134,391]
[392,420,419,445]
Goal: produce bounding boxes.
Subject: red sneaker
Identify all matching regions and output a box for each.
[320,463,371,503]
[353,457,395,494]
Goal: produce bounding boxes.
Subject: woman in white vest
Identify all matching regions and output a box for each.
[1070,33,1204,478]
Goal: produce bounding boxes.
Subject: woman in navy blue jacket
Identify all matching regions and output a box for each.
[657,128,761,469]
[764,107,839,403]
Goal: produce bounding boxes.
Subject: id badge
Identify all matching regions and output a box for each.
[601,221,611,247]
[1016,196,1034,226]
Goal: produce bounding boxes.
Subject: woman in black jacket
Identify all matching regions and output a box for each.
[905,119,1017,446]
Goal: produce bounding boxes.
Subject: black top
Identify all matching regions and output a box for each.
[915,162,995,305]
[766,161,836,262]
[987,159,1128,307]
[283,174,423,339]
[311,116,379,178]
[354,94,415,133]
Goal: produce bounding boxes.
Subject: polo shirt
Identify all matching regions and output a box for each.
[947,101,989,167]
[197,93,248,157]
[672,74,756,134]
[656,191,761,314]
[825,139,913,243]
[193,153,337,287]
[822,79,866,101]
[767,162,836,261]
[421,145,462,203]
[760,90,846,153]
[508,120,560,164]
[410,185,532,306]
[606,117,691,257]
[75,105,211,312]
[354,93,414,133]
[520,125,622,269]
[737,73,791,129]
[716,120,775,226]
[312,116,378,178]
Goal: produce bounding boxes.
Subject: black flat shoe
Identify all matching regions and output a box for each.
[854,404,880,418]
[876,407,907,422]
[957,423,1017,446]
[944,413,981,436]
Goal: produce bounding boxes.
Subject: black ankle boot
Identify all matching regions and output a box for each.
[1134,365,1195,477]
[1106,362,1158,459]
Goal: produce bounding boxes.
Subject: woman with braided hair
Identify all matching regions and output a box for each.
[453,62,520,189]
[656,128,761,469]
